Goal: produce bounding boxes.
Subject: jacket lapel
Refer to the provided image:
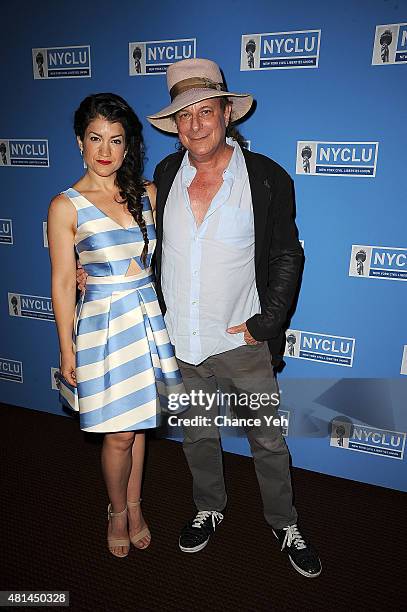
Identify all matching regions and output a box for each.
[156,153,184,228]
[242,149,271,267]
[155,152,184,281]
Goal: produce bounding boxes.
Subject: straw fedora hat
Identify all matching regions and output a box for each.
[147,58,253,133]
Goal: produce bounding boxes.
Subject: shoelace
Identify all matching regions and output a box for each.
[280,525,307,551]
[191,511,223,529]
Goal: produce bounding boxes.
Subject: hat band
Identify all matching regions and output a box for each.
[170,77,226,101]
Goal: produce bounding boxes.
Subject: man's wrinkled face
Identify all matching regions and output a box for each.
[175,98,232,162]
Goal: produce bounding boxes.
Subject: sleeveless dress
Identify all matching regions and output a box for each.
[60,188,184,433]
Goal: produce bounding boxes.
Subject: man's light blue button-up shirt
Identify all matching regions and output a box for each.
[162,138,261,365]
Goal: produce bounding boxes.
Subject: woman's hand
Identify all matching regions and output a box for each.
[60,350,77,387]
[76,261,88,292]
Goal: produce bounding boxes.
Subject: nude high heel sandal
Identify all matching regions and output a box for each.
[127,499,151,549]
[107,504,130,558]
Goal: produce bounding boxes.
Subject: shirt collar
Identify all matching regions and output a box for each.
[180,137,243,187]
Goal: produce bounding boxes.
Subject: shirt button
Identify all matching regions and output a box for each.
[192,301,197,306]
[192,331,198,336]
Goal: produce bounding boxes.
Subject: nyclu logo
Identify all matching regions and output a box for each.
[296,141,378,177]
[0,219,13,244]
[43,221,48,247]
[129,39,196,75]
[241,30,320,71]
[32,46,91,78]
[330,419,406,460]
[372,23,407,65]
[0,139,49,167]
[285,329,355,367]
[400,346,407,376]
[51,367,60,390]
[8,293,54,321]
[349,245,407,281]
[0,357,23,383]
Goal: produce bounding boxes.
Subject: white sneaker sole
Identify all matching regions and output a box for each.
[289,557,322,578]
[179,538,210,553]
[272,529,322,578]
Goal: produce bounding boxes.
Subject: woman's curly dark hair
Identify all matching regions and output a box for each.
[74,93,149,265]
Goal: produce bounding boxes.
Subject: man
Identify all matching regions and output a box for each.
[147,58,321,577]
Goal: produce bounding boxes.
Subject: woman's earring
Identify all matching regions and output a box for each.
[80,147,87,169]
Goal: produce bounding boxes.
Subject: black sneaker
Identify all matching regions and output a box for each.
[272,524,322,578]
[179,510,224,553]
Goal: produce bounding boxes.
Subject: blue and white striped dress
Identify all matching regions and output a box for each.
[61,187,184,433]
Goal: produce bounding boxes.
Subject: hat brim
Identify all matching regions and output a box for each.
[147,89,253,133]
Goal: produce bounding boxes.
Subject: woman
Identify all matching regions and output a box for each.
[48,93,183,558]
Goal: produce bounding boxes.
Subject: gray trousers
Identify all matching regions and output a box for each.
[178,343,298,529]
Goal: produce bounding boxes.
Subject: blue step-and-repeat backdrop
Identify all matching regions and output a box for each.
[1,1,406,491]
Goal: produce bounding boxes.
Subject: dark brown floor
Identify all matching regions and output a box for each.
[1,402,405,611]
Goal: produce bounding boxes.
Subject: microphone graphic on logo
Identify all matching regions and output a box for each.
[380,30,392,63]
[286,333,297,357]
[0,142,6,164]
[335,425,346,447]
[355,249,366,275]
[133,47,142,74]
[11,295,18,315]
[53,370,61,390]
[301,146,312,173]
[36,52,45,77]
[245,40,256,69]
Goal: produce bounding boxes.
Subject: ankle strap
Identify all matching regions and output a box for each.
[107,503,128,518]
[127,498,142,507]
